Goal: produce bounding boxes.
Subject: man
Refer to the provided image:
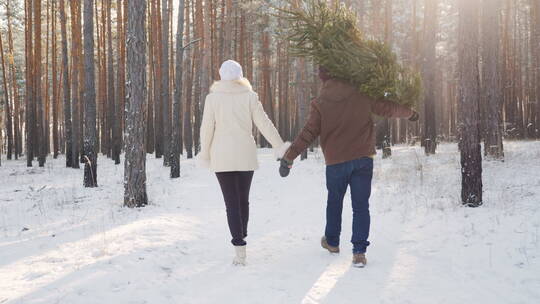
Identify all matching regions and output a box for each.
[280,67,419,268]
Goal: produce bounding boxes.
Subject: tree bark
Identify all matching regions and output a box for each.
[51,0,59,158]
[151,0,163,158]
[97,0,106,156]
[0,31,13,160]
[259,14,273,148]
[70,1,82,168]
[60,0,73,167]
[193,0,203,154]
[376,0,393,158]
[44,0,50,157]
[161,0,171,166]
[200,0,212,149]
[296,59,308,160]
[83,0,98,187]
[106,0,119,164]
[124,0,148,207]
[481,0,504,159]
[183,0,194,159]
[146,0,155,154]
[422,0,438,155]
[114,0,125,163]
[458,0,483,207]
[34,0,45,167]
[171,0,185,178]
[532,0,540,138]
[6,0,21,159]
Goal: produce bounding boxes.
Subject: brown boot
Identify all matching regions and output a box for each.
[321,236,340,253]
[352,253,367,268]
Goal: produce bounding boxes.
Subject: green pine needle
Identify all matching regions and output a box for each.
[278,0,422,108]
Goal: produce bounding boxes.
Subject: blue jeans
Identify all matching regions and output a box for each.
[325,157,373,254]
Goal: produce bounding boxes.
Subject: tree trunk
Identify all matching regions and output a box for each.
[458,0,483,207]
[377,0,393,158]
[200,0,212,148]
[34,0,45,167]
[7,0,21,159]
[357,0,365,29]
[222,0,233,60]
[51,0,59,158]
[0,31,13,161]
[183,0,194,159]
[422,0,438,155]
[146,0,155,154]
[151,0,163,159]
[106,0,119,164]
[44,0,50,157]
[482,0,504,159]
[296,59,308,160]
[60,0,73,167]
[171,0,185,179]
[70,1,82,168]
[259,15,273,148]
[532,0,540,138]
[114,0,124,163]
[124,0,148,207]
[161,0,171,166]
[83,0,98,187]
[25,0,34,167]
[97,0,106,156]
[193,0,203,155]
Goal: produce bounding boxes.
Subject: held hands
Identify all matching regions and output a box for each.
[279,158,293,177]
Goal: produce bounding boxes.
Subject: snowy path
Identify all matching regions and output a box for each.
[1,142,539,304]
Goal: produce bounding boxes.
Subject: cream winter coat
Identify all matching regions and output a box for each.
[198,78,290,173]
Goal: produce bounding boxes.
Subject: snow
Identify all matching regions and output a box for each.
[1,141,539,304]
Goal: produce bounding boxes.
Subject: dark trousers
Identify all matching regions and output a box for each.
[325,157,373,253]
[216,171,254,246]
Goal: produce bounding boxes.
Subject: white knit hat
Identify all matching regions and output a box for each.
[219,60,243,81]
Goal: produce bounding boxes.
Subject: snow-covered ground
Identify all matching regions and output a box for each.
[0,141,539,304]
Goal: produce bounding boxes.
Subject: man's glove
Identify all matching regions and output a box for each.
[409,111,420,122]
[279,158,293,177]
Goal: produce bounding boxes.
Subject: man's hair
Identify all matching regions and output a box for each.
[318,66,332,82]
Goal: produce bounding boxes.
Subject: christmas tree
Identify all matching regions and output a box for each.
[279,0,422,108]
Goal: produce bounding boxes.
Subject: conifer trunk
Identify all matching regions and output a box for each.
[146,0,155,154]
[25,0,33,167]
[7,0,21,159]
[83,0,98,187]
[171,0,185,178]
[532,0,540,138]
[193,0,203,155]
[34,0,45,167]
[482,0,504,159]
[51,0,59,158]
[124,0,148,207]
[183,0,194,159]
[161,0,171,166]
[151,0,163,159]
[114,0,125,163]
[422,0,438,155]
[60,0,73,167]
[70,1,82,168]
[106,0,119,164]
[458,0,483,207]
[0,31,13,160]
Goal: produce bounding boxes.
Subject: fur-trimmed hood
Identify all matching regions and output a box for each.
[210,78,253,94]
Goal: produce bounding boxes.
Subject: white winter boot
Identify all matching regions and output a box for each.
[233,245,247,266]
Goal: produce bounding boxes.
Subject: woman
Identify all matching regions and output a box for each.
[198,60,290,266]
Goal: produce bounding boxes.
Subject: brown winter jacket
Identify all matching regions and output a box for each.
[284,79,414,165]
